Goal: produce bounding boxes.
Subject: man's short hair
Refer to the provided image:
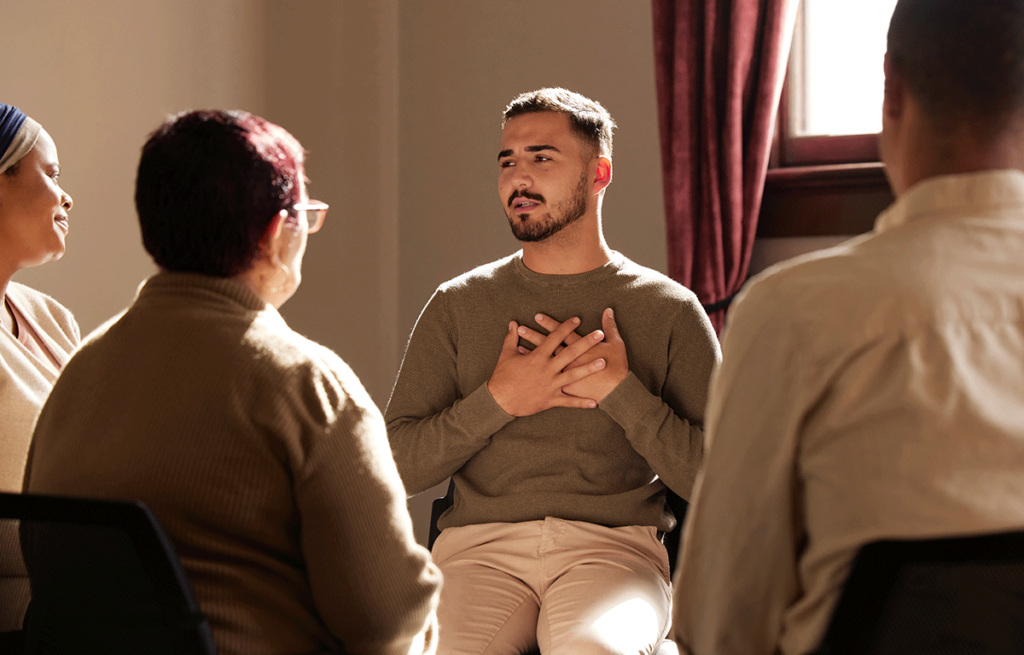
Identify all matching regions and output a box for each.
[135,109,305,277]
[888,0,1024,135]
[503,88,616,160]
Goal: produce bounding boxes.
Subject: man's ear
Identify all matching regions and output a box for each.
[883,53,904,122]
[259,210,288,258]
[594,156,612,192]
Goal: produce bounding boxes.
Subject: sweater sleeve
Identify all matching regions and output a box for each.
[385,289,514,495]
[598,296,721,500]
[296,368,442,655]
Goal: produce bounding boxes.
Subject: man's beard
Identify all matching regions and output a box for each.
[506,170,589,243]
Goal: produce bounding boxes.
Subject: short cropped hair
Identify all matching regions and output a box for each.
[135,109,305,277]
[888,0,1024,134]
[503,88,616,160]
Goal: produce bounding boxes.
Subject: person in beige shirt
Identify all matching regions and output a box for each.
[25,109,440,655]
[672,2,1024,654]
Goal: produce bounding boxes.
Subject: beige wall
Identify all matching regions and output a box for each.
[262,0,402,407]
[396,1,667,333]
[6,0,267,333]
[4,0,666,544]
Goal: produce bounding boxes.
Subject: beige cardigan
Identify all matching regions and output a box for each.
[0,281,79,631]
[0,281,79,493]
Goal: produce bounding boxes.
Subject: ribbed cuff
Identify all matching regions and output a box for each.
[599,372,661,431]
[459,382,517,437]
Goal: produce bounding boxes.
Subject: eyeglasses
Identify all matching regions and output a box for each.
[292,200,329,234]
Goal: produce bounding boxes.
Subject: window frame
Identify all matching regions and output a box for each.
[759,5,895,240]
[772,0,882,168]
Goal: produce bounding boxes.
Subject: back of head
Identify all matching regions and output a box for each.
[135,110,304,277]
[503,88,616,160]
[888,0,1024,139]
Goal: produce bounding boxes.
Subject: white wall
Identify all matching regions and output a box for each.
[4,0,668,545]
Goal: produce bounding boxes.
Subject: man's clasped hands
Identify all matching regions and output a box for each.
[486,308,629,417]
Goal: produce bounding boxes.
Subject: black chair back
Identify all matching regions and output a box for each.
[813,531,1024,655]
[427,479,455,552]
[0,492,216,655]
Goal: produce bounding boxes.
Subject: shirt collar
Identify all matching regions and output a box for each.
[875,169,1024,234]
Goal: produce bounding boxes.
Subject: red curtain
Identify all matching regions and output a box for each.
[653,0,798,333]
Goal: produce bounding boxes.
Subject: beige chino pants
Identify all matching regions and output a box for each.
[431,517,671,655]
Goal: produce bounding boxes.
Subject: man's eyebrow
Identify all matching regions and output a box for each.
[497,144,561,161]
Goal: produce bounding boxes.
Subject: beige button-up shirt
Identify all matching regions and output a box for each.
[672,170,1024,655]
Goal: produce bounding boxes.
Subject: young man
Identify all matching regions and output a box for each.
[672,2,1024,654]
[387,88,720,654]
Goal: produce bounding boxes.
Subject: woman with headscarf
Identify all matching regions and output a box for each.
[0,104,78,492]
[0,104,77,636]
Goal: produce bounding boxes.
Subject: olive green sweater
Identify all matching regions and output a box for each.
[386,252,721,533]
[25,273,441,655]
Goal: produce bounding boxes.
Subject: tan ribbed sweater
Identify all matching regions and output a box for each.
[25,273,441,655]
[386,252,721,533]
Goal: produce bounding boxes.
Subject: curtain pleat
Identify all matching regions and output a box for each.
[653,0,798,332]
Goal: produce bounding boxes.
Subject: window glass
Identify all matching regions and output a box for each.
[792,0,898,137]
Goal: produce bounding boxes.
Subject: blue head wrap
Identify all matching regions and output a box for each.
[0,104,41,175]
[0,105,28,158]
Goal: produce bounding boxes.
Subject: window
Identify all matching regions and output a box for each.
[761,0,899,239]
[776,0,899,166]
